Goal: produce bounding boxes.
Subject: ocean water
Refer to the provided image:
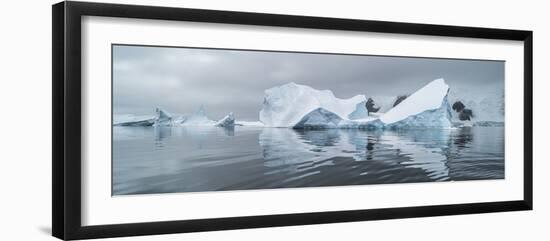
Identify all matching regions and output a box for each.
[112,126,504,195]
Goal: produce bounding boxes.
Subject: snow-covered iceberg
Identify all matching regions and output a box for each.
[367,96,398,114]
[259,82,366,127]
[279,79,452,129]
[384,99,452,129]
[215,112,236,127]
[347,101,369,120]
[347,95,403,119]
[380,78,452,128]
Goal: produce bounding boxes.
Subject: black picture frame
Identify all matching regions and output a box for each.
[52,1,533,240]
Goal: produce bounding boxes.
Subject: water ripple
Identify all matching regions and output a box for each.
[113,126,504,195]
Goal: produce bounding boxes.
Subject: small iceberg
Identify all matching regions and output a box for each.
[153,108,173,127]
[215,112,236,127]
[181,106,216,126]
[113,107,172,127]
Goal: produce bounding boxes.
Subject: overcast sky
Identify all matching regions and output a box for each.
[113,45,504,121]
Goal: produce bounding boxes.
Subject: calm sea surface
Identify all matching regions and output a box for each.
[112,126,504,195]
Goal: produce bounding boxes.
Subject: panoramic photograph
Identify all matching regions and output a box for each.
[112,44,505,196]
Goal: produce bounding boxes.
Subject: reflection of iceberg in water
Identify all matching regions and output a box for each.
[154,127,172,142]
[153,126,236,150]
[222,126,235,136]
[259,128,453,181]
[259,128,318,168]
[113,125,499,195]
[380,130,451,180]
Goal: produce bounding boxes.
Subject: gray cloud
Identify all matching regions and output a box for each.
[113,45,504,121]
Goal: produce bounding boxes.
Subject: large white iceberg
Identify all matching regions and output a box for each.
[259,82,366,127]
[347,95,400,120]
[278,79,452,129]
[384,99,452,129]
[380,78,451,128]
[368,96,398,114]
[347,101,370,120]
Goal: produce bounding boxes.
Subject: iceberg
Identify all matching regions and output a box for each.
[347,101,369,120]
[291,79,452,129]
[115,79,455,130]
[153,108,173,126]
[384,98,452,129]
[181,106,216,126]
[367,96,397,114]
[113,118,155,127]
[294,107,383,129]
[113,107,172,127]
[347,95,399,120]
[215,112,236,127]
[259,82,366,127]
[113,114,155,125]
[380,78,452,128]
[114,106,223,127]
[294,108,344,129]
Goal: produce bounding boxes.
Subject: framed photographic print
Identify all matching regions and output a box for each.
[52,1,533,240]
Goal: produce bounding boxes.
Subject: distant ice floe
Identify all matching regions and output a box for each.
[114,106,260,128]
